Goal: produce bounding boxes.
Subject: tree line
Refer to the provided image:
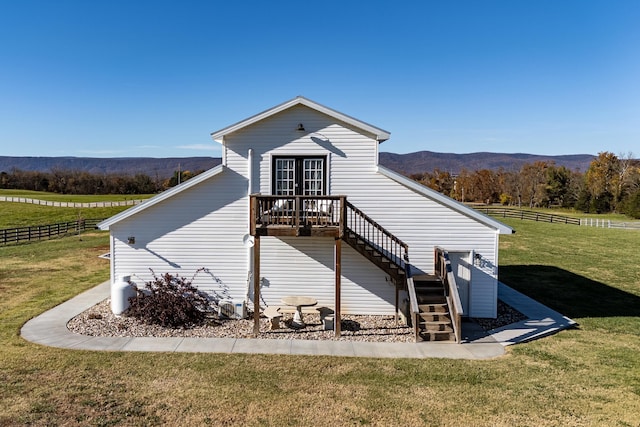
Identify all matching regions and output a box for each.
[410,152,640,219]
[2,152,639,219]
[0,168,204,195]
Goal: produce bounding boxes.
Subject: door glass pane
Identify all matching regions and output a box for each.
[303,159,324,195]
[275,159,295,195]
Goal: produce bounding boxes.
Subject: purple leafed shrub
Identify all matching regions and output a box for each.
[126,270,210,328]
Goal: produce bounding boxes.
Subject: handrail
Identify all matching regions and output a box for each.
[406,276,420,342]
[434,247,463,343]
[345,201,409,271]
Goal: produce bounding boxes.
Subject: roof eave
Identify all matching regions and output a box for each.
[376,165,514,234]
[211,96,390,143]
[98,164,225,230]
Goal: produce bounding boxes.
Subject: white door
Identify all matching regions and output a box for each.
[447,251,472,316]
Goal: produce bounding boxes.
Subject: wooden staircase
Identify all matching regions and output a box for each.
[413,274,456,342]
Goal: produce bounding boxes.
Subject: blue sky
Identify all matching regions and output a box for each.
[1,0,638,158]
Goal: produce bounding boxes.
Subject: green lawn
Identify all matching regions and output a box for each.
[0,190,153,229]
[0,218,639,425]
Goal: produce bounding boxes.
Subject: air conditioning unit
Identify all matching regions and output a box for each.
[218,299,246,319]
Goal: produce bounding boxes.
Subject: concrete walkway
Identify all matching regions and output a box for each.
[20,281,576,360]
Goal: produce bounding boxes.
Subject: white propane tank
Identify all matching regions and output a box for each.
[111,275,136,316]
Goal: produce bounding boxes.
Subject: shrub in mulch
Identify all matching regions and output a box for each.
[125,270,211,328]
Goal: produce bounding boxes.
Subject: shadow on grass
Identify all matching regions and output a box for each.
[500,265,640,318]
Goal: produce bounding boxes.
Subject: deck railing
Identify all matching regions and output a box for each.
[435,247,463,343]
[250,195,345,233]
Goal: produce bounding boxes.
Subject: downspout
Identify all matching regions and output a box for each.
[246,149,254,305]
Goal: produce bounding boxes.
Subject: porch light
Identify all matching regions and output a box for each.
[296,123,305,132]
[127,236,136,245]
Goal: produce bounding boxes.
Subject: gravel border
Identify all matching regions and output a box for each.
[67,298,528,342]
[473,299,528,331]
[67,299,415,342]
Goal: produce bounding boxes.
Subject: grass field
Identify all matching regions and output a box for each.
[0,216,639,425]
[0,190,153,229]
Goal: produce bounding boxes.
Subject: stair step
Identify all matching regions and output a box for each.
[420,322,454,332]
[420,331,456,342]
[419,303,448,313]
[419,313,451,322]
[415,286,444,294]
[414,281,443,288]
[413,274,440,282]
[413,279,442,288]
[417,295,447,304]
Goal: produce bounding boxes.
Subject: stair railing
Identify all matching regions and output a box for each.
[344,201,409,272]
[435,247,463,343]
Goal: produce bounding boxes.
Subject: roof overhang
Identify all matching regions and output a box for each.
[98,164,225,230]
[211,96,390,143]
[377,165,514,234]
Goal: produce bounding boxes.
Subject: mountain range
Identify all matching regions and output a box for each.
[379,151,595,175]
[0,151,596,179]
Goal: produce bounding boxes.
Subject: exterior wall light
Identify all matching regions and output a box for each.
[296,123,305,132]
[127,236,136,245]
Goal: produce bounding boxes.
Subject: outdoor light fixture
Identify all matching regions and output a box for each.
[127,236,136,245]
[296,123,305,132]
[474,252,482,266]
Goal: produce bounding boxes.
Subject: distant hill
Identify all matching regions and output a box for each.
[379,151,595,175]
[0,156,221,179]
[0,151,595,179]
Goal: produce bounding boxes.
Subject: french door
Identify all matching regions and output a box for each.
[273,156,326,196]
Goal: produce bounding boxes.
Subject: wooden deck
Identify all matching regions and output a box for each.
[250,195,345,238]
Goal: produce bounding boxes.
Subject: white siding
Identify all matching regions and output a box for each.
[107,103,503,318]
[110,169,250,301]
[259,237,396,315]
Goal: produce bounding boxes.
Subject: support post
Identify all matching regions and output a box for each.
[334,237,342,337]
[253,235,261,336]
[395,284,399,326]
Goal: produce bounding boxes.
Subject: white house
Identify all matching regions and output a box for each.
[98,96,513,341]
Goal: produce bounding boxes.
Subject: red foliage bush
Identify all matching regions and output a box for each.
[126,271,210,328]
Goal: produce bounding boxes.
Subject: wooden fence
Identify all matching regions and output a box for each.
[473,206,581,225]
[0,219,104,245]
[0,196,144,208]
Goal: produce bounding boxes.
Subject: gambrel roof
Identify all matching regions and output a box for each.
[211,96,391,143]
